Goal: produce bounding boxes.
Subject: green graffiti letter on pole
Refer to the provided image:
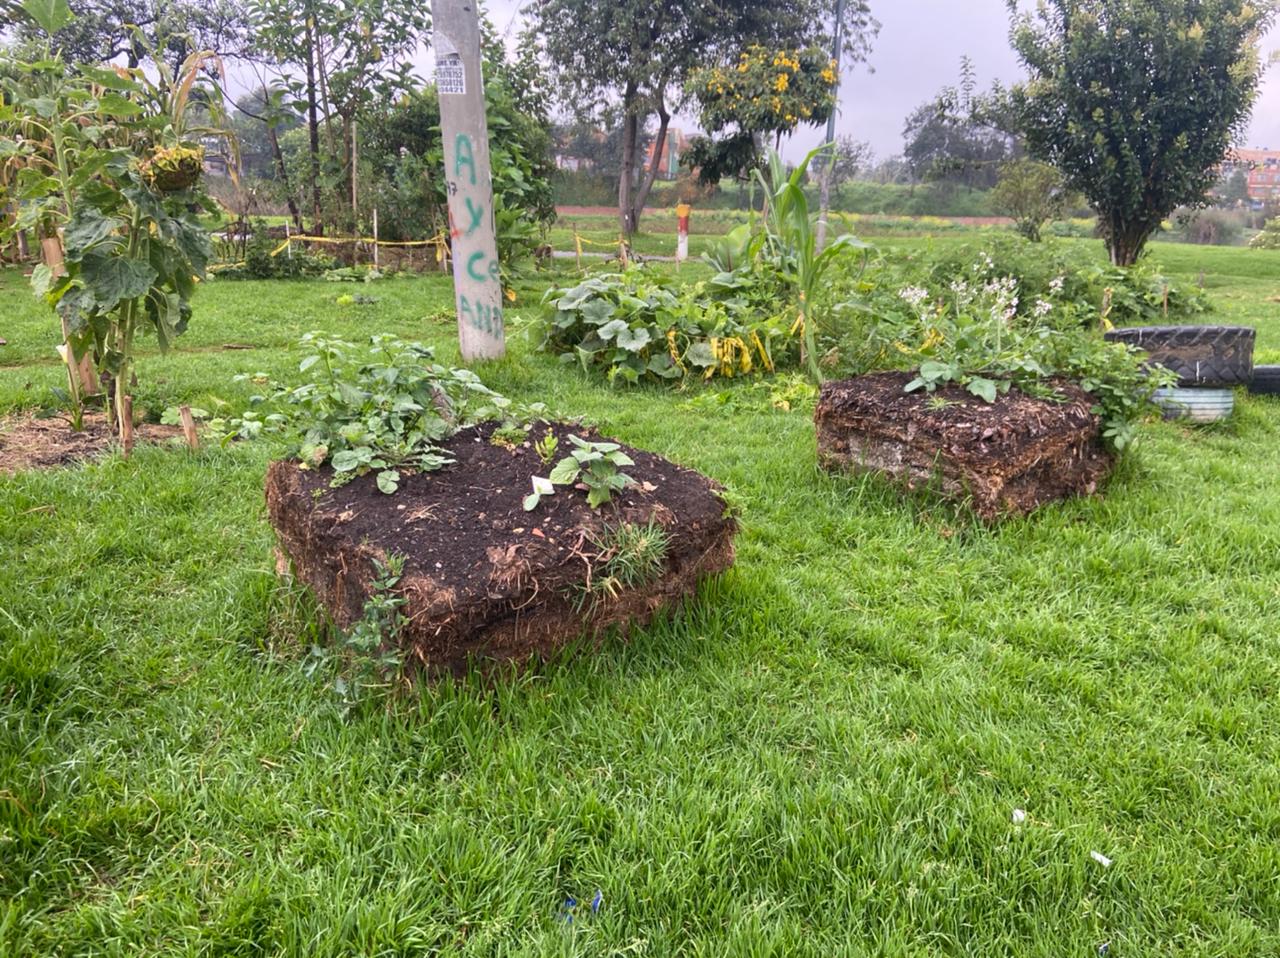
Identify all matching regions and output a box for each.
[454,134,476,186]
[467,251,487,281]
[464,197,484,233]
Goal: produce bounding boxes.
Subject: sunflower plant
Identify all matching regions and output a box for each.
[1,0,233,441]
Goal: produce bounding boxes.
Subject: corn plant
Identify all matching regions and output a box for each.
[752,145,870,381]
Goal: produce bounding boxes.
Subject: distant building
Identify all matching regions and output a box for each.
[1220,148,1280,205]
[644,129,693,181]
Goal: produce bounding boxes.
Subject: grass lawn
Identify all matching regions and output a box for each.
[2,237,1280,955]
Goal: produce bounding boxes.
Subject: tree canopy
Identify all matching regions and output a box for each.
[1008,0,1274,265]
[683,44,838,185]
[12,0,251,74]
[531,0,877,234]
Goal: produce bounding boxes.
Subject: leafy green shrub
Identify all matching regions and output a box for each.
[1172,208,1247,247]
[537,266,798,385]
[323,265,384,283]
[1249,218,1280,249]
[904,235,1210,326]
[216,221,334,280]
[214,334,532,493]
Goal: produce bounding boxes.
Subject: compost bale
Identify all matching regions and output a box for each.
[815,372,1113,520]
[266,421,736,674]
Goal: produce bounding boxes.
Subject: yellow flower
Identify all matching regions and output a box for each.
[821,67,836,84]
[774,72,789,91]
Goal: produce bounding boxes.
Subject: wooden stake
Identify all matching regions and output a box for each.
[41,235,98,396]
[121,395,134,458]
[178,405,200,450]
[372,207,379,269]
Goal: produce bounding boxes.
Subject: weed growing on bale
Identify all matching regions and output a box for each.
[304,553,406,715]
[489,422,530,449]
[534,431,559,464]
[575,521,670,609]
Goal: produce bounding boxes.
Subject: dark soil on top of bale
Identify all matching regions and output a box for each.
[265,421,737,676]
[815,372,1114,521]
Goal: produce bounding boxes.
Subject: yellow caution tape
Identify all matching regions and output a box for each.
[269,233,449,257]
[572,231,624,249]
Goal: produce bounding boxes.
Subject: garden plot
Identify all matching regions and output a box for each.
[816,372,1113,520]
[266,421,736,674]
[0,412,181,474]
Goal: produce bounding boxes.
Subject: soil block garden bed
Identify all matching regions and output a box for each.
[815,372,1114,521]
[266,421,737,675]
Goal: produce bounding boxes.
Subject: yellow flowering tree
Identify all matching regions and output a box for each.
[684,45,837,185]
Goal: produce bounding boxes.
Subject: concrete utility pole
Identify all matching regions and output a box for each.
[434,0,505,360]
[815,0,844,252]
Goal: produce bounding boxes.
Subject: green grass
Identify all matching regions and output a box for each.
[3,238,1280,955]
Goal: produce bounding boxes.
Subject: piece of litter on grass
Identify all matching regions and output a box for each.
[1011,808,1027,824]
[1098,942,1110,957]
[561,896,577,923]
[1090,850,1112,868]
[591,889,603,914]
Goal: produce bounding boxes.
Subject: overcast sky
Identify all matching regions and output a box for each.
[476,0,1280,162]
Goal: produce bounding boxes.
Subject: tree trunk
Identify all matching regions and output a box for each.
[267,123,304,233]
[630,99,671,236]
[617,84,639,237]
[302,7,324,235]
[1106,220,1152,267]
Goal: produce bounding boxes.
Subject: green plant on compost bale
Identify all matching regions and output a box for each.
[870,276,1175,452]
[525,435,636,510]
[213,334,535,493]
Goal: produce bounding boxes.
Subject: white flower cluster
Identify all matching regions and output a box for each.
[981,276,1020,323]
[1049,275,1066,295]
[898,285,931,309]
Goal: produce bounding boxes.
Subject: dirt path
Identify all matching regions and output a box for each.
[557,205,1014,227]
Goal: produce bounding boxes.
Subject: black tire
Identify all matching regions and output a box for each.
[1104,325,1255,387]
[1250,365,1280,396]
